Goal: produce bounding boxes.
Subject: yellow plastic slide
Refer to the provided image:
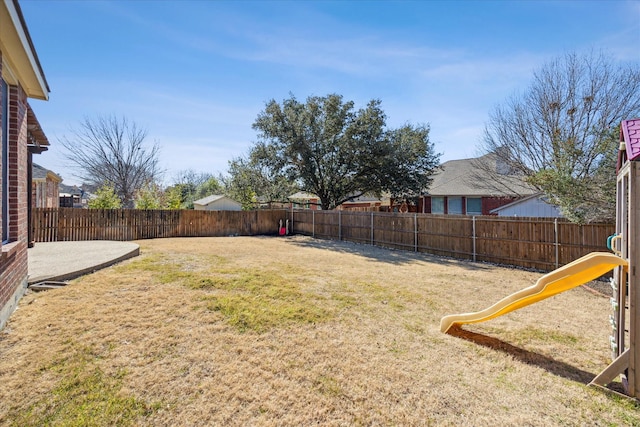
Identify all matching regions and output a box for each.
[440,252,628,333]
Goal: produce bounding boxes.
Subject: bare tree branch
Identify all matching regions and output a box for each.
[59,115,162,208]
[478,51,640,223]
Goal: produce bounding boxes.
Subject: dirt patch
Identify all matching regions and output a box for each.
[0,236,637,426]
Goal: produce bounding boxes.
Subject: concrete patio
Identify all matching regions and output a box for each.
[27,240,140,285]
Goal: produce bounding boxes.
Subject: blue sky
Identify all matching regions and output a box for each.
[20,0,640,186]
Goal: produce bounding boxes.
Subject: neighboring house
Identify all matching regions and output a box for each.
[255,196,288,209]
[288,191,390,210]
[490,193,563,218]
[193,195,242,211]
[420,153,537,215]
[59,183,90,208]
[338,194,390,211]
[289,191,320,210]
[1,0,51,329]
[32,163,60,208]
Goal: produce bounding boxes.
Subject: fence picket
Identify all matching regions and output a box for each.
[293,210,613,272]
[32,208,289,243]
[31,208,615,273]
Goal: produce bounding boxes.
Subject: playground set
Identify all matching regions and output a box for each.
[440,119,640,398]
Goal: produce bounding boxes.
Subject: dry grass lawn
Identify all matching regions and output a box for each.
[1,236,639,426]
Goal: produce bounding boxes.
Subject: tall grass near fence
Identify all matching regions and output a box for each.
[291,210,614,271]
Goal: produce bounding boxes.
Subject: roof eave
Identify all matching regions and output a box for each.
[26,102,49,149]
[1,0,49,100]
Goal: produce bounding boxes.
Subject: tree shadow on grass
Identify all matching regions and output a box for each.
[447,325,596,385]
[286,235,493,271]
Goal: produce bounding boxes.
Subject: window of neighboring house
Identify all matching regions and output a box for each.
[431,197,444,214]
[466,197,482,215]
[1,79,8,243]
[447,197,463,215]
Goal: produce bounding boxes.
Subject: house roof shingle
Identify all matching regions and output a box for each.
[193,194,242,206]
[32,162,61,182]
[427,153,537,197]
[193,195,225,206]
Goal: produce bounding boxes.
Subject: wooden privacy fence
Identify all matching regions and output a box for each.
[291,209,615,271]
[32,208,615,272]
[32,208,290,242]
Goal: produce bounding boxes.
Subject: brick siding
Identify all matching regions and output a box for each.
[421,195,518,215]
[0,56,30,329]
[482,196,518,215]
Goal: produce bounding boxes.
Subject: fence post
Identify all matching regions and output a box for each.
[312,210,315,238]
[371,211,374,245]
[291,205,294,233]
[554,218,559,268]
[338,210,342,241]
[414,213,418,252]
[472,216,477,262]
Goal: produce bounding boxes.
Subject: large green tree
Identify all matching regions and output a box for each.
[225,148,298,210]
[87,185,122,209]
[251,94,440,210]
[133,182,182,210]
[481,51,640,223]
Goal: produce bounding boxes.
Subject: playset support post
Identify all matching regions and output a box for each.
[590,120,640,398]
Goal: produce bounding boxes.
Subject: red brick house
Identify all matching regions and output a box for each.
[419,153,537,215]
[1,0,50,329]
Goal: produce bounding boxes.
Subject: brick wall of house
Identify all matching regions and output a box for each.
[418,197,431,214]
[0,61,30,329]
[420,195,519,215]
[482,196,518,215]
[0,55,2,235]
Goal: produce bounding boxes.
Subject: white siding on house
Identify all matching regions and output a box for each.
[210,198,241,211]
[193,195,242,211]
[492,196,562,218]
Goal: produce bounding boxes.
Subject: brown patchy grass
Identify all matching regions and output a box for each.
[0,235,639,426]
